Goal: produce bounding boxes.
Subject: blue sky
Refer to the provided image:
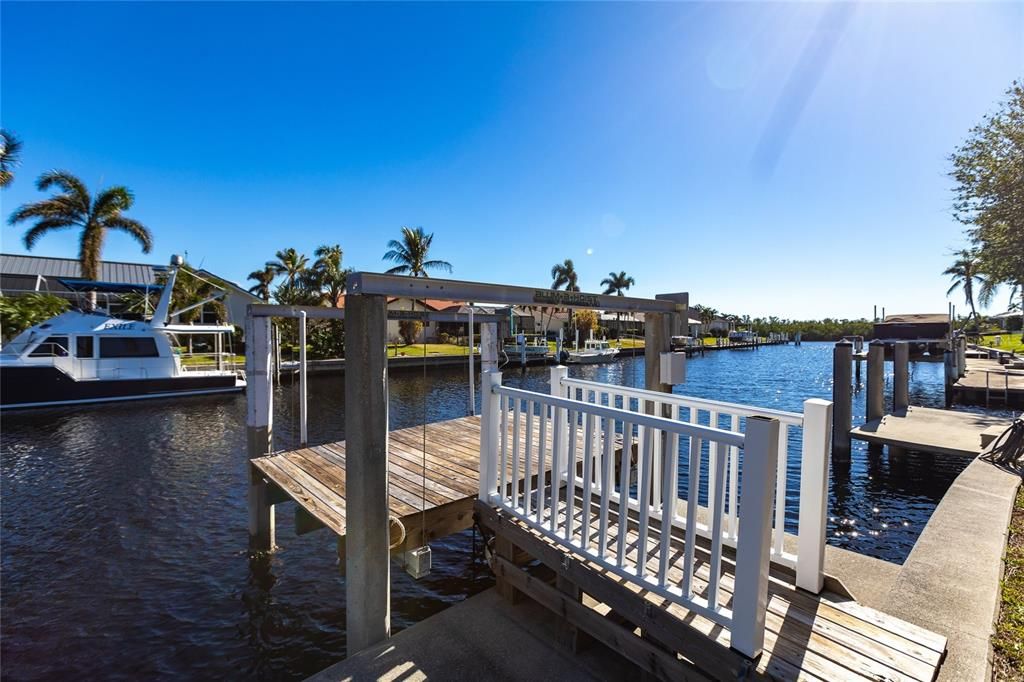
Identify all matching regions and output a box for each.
[2,2,1021,319]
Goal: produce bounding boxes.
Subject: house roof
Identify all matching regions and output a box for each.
[0,253,259,302]
[880,313,949,324]
[1,252,166,285]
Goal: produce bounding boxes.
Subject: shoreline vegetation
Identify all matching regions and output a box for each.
[993,486,1024,681]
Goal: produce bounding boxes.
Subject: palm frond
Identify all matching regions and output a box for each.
[22,218,77,249]
[105,216,153,253]
[36,170,90,209]
[93,186,134,216]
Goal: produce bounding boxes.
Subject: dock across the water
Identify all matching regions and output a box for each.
[850,405,1010,457]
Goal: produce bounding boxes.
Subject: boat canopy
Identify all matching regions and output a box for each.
[56,278,163,294]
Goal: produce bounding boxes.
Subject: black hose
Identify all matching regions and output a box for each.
[983,418,1024,468]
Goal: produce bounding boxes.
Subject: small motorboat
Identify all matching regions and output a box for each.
[566,338,620,364]
[503,333,551,364]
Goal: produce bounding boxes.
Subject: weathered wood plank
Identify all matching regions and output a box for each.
[477,495,945,682]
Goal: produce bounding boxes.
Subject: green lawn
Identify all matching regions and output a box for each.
[180,354,245,366]
[978,335,1024,355]
[992,486,1024,680]
[388,343,470,357]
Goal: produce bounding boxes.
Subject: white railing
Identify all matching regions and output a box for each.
[559,376,832,594]
[477,368,818,659]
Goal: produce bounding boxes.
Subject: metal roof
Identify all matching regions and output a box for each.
[0,253,165,285]
[0,253,259,302]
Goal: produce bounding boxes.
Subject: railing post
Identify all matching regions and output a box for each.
[797,399,832,593]
[551,365,569,478]
[732,415,780,660]
[479,370,503,502]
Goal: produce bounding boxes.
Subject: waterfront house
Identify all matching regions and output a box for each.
[0,253,259,325]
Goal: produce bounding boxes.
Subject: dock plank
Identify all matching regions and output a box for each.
[477,491,946,682]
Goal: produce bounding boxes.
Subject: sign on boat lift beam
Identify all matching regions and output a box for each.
[347,272,682,314]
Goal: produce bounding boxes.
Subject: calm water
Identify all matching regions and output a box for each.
[0,342,991,680]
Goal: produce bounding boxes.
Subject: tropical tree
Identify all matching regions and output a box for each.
[551,259,579,292]
[9,171,152,309]
[247,266,276,303]
[600,270,635,335]
[0,293,69,340]
[547,259,580,333]
[0,130,22,189]
[266,248,309,289]
[382,226,452,277]
[950,81,1024,339]
[305,243,351,306]
[943,249,991,326]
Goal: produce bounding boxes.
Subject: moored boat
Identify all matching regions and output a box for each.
[0,255,244,409]
[565,338,619,364]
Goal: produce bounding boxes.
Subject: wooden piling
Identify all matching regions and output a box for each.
[866,341,885,423]
[832,341,853,460]
[344,293,391,655]
[893,342,909,412]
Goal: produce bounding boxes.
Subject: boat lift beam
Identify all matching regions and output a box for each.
[247,274,689,659]
[248,303,507,323]
[348,272,683,314]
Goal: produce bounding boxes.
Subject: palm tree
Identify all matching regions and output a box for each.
[600,270,635,336]
[9,171,152,309]
[382,226,452,277]
[247,266,276,303]
[307,243,350,306]
[943,249,988,326]
[549,259,581,335]
[551,259,579,292]
[266,248,309,289]
[0,130,22,189]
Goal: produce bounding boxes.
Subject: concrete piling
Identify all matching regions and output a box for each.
[893,342,909,412]
[832,341,853,460]
[866,341,885,423]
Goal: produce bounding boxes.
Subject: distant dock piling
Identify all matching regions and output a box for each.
[866,341,885,423]
[832,341,852,460]
[893,342,909,412]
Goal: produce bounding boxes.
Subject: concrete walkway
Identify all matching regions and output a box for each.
[307,588,637,682]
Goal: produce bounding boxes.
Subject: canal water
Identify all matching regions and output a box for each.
[0,342,992,679]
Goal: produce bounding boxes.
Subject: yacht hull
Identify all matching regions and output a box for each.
[0,366,242,409]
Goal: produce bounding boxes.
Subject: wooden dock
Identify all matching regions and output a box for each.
[252,415,488,555]
[253,413,947,681]
[477,498,947,682]
[250,414,601,556]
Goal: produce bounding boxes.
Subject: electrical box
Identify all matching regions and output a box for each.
[405,545,432,579]
[660,352,687,385]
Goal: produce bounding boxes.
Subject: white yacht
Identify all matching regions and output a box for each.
[0,255,245,409]
[566,337,620,364]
